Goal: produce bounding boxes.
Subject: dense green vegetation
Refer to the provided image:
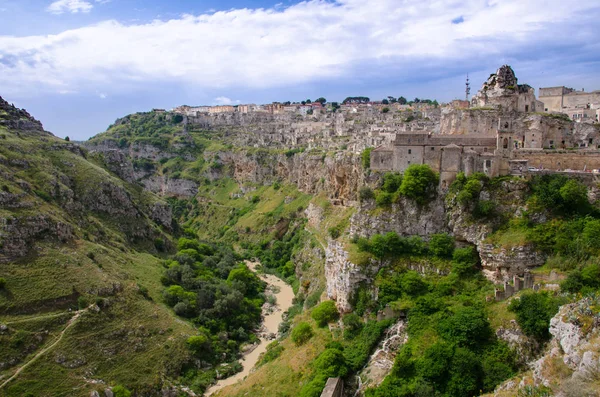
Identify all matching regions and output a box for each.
[366,266,518,397]
[161,238,266,392]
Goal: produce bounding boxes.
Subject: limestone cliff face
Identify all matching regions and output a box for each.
[325,178,546,311]
[498,296,600,396]
[350,195,448,238]
[213,150,364,203]
[325,240,371,313]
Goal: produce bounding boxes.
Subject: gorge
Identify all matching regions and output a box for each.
[1,65,600,397]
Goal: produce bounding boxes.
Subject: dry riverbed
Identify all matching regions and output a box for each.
[205,261,294,396]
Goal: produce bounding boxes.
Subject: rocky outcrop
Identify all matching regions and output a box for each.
[0,215,74,263]
[350,195,448,238]
[325,240,371,313]
[101,150,136,183]
[479,244,546,283]
[142,176,199,197]
[496,296,600,396]
[214,150,364,203]
[0,96,46,133]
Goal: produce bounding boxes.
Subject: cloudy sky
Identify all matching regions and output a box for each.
[1,0,599,140]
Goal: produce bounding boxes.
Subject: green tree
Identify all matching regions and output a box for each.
[382,172,403,193]
[316,97,327,105]
[508,291,563,342]
[291,322,314,345]
[64,136,70,141]
[560,179,588,211]
[429,233,455,258]
[227,264,264,297]
[311,300,339,327]
[438,306,492,348]
[452,246,479,275]
[398,96,407,105]
[398,164,439,204]
[342,313,363,339]
[187,334,210,356]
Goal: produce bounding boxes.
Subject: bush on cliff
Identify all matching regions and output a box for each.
[359,186,375,202]
[291,322,314,346]
[508,291,565,343]
[311,300,339,327]
[398,164,439,204]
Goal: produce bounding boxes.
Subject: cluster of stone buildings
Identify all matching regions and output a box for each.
[371,65,600,186]
[539,86,600,123]
[173,101,327,117]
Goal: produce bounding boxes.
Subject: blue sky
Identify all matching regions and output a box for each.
[1,0,599,140]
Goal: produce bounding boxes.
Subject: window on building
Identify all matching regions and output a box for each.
[503,138,508,149]
[486,160,492,167]
[550,140,554,145]
[408,149,412,154]
[431,147,434,151]
[408,161,411,164]
[590,138,594,144]
[525,105,529,112]
[504,122,509,129]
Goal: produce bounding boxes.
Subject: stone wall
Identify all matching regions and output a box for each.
[514,150,600,171]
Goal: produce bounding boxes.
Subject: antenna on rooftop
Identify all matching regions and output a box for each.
[465,73,471,102]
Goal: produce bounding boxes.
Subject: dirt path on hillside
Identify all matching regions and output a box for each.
[0,307,88,390]
[205,261,294,396]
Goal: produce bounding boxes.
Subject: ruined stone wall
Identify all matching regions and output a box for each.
[513,150,600,171]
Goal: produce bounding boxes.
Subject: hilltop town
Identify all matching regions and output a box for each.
[164,65,600,187]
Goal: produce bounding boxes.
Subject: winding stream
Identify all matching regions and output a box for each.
[205,261,295,396]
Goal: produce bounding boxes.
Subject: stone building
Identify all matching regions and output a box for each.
[539,86,600,113]
[371,65,600,185]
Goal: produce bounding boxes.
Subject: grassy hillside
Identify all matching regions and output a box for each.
[0,121,197,396]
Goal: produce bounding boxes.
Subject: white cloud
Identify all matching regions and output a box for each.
[98,92,107,99]
[47,0,94,14]
[214,96,233,105]
[3,0,599,96]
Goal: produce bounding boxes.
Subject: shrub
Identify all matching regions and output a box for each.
[429,233,455,258]
[64,136,70,141]
[561,262,600,293]
[437,306,492,348]
[342,313,363,339]
[0,277,6,289]
[359,186,375,202]
[112,385,132,397]
[474,200,496,218]
[311,300,339,327]
[77,296,89,309]
[328,226,342,239]
[452,246,479,275]
[508,291,564,342]
[272,181,281,190]
[154,238,165,252]
[187,334,210,356]
[382,172,403,193]
[398,164,439,204]
[375,191,393,206]
[257,341,284,366]
[361,147,373,169]
[291,322,314,345]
